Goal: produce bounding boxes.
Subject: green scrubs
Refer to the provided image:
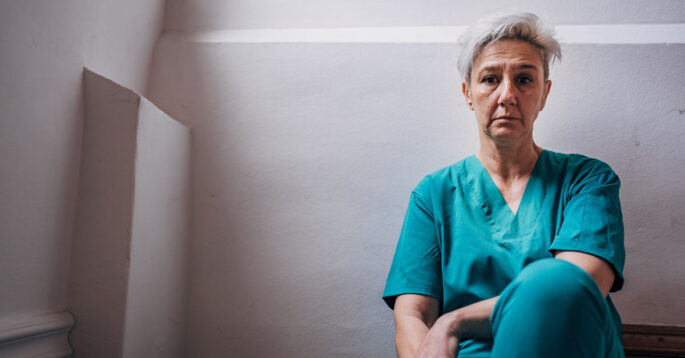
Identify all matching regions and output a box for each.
[383,150,625,357]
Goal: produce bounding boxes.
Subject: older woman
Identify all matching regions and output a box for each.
[382,13,625,358]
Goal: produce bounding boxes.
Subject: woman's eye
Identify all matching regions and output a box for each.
[518,76,533,84]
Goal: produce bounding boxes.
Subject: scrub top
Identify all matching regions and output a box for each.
[382,150,625,357]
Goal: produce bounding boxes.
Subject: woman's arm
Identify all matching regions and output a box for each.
[553,250,616,297]
[415,296,497,358]
[393,294,439,357]
[395,253,614,357]
[394,294,498,358]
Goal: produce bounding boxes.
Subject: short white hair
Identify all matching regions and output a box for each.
[457,12,562,82]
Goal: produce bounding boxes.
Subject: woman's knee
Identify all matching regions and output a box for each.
[491,258,615,357]
[494,258,607,325]
[514,258,599,302]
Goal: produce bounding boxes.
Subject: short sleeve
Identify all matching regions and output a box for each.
[382,188,442,309]
[550,164,626,292]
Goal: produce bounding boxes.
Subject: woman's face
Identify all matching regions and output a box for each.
[462,40,551,145]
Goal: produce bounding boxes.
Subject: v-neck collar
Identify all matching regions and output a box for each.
[462,150,548,239]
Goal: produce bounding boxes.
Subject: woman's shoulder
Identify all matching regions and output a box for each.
[544,150,616,173]
[542,150,620,189]
[408,158,473,215]
[413,157,474,197]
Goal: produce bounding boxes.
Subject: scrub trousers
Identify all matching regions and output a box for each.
[489,258,624,358]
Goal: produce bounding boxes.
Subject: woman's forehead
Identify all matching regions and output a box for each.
[473,40,545,72]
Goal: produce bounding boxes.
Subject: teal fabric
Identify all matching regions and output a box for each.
[382,150,625,357]
[490,258,624,357]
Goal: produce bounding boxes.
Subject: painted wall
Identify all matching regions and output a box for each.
[0,0,165,352]
[67,70,190,357]
[122,91,190,358]
[149,2,685,357]
[163,0,685,30]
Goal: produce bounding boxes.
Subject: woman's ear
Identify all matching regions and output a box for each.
[539,79,552,111]
[462,81,473,110]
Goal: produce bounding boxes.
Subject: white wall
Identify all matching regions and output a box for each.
[148,42,463,357]
[0,0,166,354]
[67,70,190,357]
[163,0,685,30]
[123,94,190,358]
[149,2,685,357]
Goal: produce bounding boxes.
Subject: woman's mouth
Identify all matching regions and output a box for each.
[493,116,520,121]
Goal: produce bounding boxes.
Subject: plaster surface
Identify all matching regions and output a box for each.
[123,96,190,358]
[147,35,685,356]
[164,0,685,31]
[0,0,166,322]
[67,69,140,357]
[69,69,190,357]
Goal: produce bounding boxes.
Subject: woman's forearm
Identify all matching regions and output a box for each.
[395,313,432,357]
[453,296,498,340]
[393,294,440,357]
[403,296,498,358]
[440,296,499,340]
[393,295,498,357]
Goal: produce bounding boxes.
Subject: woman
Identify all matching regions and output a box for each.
[382,13,625,358]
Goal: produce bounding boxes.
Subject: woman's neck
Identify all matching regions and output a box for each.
[476,139,542,181]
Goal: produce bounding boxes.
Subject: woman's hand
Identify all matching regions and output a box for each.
[414,296,499,358]
[416,314,460,358]
[394,295,496,358]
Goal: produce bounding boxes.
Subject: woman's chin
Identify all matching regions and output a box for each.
[487,130,524,141]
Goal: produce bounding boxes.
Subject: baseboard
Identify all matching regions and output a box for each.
[623,324,685,357]
[0,311,74,358]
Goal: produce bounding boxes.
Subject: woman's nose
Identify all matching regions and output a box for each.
[498,78,517,106]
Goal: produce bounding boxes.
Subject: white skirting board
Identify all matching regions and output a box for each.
[0,311,74,358]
